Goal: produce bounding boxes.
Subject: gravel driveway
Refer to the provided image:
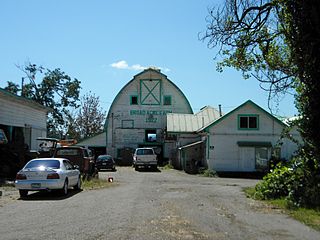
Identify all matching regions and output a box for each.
[0,167,318,240]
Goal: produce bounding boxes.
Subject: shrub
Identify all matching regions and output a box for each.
[255,150,320,208]
[255,163,295,200]
[199,168,217,178]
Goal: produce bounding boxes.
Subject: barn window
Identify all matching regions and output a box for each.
[145,129,156,142]
[238,115,259,130]
[130,95,138,105]
[163,95,172,105]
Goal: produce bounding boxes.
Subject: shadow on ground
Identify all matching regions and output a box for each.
[18,189,83,201]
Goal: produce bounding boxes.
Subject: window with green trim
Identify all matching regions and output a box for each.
[163,95,172,105]
[130,95,138,105]
[238,115,259,130]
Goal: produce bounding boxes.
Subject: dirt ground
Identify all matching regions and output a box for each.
[0,167,319,240]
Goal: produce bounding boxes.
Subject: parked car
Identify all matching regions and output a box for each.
[95,155,116,171]
[15,158,81,198]
[133,147,158,170]
[53,146,95,175]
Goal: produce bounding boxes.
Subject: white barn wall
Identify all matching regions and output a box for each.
[106,69,193,161]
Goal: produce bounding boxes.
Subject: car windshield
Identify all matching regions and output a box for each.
[56,149,80,156]
[24,160,60,169]
[97,156,112,161]
[136,149,154,155]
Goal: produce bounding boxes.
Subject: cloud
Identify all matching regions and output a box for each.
[110,60,170,72]
[110,60,129,69]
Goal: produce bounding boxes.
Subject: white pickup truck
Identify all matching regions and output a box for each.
[133,147,157,170]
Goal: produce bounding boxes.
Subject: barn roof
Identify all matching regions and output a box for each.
[167,106,221,133]
[0,88,49,112]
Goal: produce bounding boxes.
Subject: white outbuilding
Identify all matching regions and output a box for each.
[199,100,300,172]
[0,88,48,150]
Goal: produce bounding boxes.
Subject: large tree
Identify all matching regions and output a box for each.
[200,0,320,206]
[5,63,81,137]
[74,92,106,140]
[200,0,320,157]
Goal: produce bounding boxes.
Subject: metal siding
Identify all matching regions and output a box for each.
[0,97,47,129]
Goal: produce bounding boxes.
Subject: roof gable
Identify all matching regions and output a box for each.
[200,100,286,132]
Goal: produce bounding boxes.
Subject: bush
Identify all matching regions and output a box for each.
[255,163,295,200]
[255,151,320,208]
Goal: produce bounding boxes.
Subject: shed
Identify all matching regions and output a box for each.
[200,100,300,172]
[0,88,48,150]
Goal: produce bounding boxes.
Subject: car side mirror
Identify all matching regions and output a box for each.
[73,165,80,170]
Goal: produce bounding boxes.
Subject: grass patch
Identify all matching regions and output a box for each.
[161,163,174,170]
[82,178,115,190]
[198,168,217,178]
[244,187,320,231]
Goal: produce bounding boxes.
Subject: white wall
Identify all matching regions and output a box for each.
[0,96,47,150]
[106,70,193,158]
[0,98,46,129]
[206,102,299,172]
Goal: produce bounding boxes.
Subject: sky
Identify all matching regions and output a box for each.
[0,0,297,117]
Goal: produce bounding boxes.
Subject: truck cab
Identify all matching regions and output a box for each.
[53,146,95,175]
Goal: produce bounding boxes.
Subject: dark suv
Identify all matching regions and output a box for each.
[95,155,116,171]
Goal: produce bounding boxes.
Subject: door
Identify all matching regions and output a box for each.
[239,147,255,171]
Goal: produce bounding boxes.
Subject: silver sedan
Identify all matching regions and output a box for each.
[15,158,81,198]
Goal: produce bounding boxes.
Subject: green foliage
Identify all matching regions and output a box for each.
[82,178,114,190]
[245,187,320,231]
[162,163,174,170]
[255,151,320,208]
[199,168,217,178]
[6,63,82,138]
[4,81,19,94]
[75,92,106,140]
[255,163,295,200]
[202,0,320,209]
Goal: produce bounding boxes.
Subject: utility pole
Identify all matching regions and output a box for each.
[21,77,24,97]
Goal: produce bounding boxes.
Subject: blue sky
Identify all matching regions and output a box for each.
[0,0,297,117]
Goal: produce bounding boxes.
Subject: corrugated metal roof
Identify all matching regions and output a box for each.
[167,106,222,132]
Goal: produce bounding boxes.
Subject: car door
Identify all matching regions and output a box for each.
[63,160,78,186]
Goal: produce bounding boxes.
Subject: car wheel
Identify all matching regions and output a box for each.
[74,177,81,190]
[61,179,68,196]
[19,190,28,198]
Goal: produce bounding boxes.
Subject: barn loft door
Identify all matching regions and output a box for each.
[140,79,161,105]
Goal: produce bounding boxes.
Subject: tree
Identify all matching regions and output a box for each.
[200,0,320,206]
[4,81,19,95]
[75,92,106,140]
[5,63,81,138]
[200,0,298,104]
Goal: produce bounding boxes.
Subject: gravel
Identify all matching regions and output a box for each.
[0,167,318,240]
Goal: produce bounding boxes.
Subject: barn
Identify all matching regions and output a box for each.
[105,68,193,165]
